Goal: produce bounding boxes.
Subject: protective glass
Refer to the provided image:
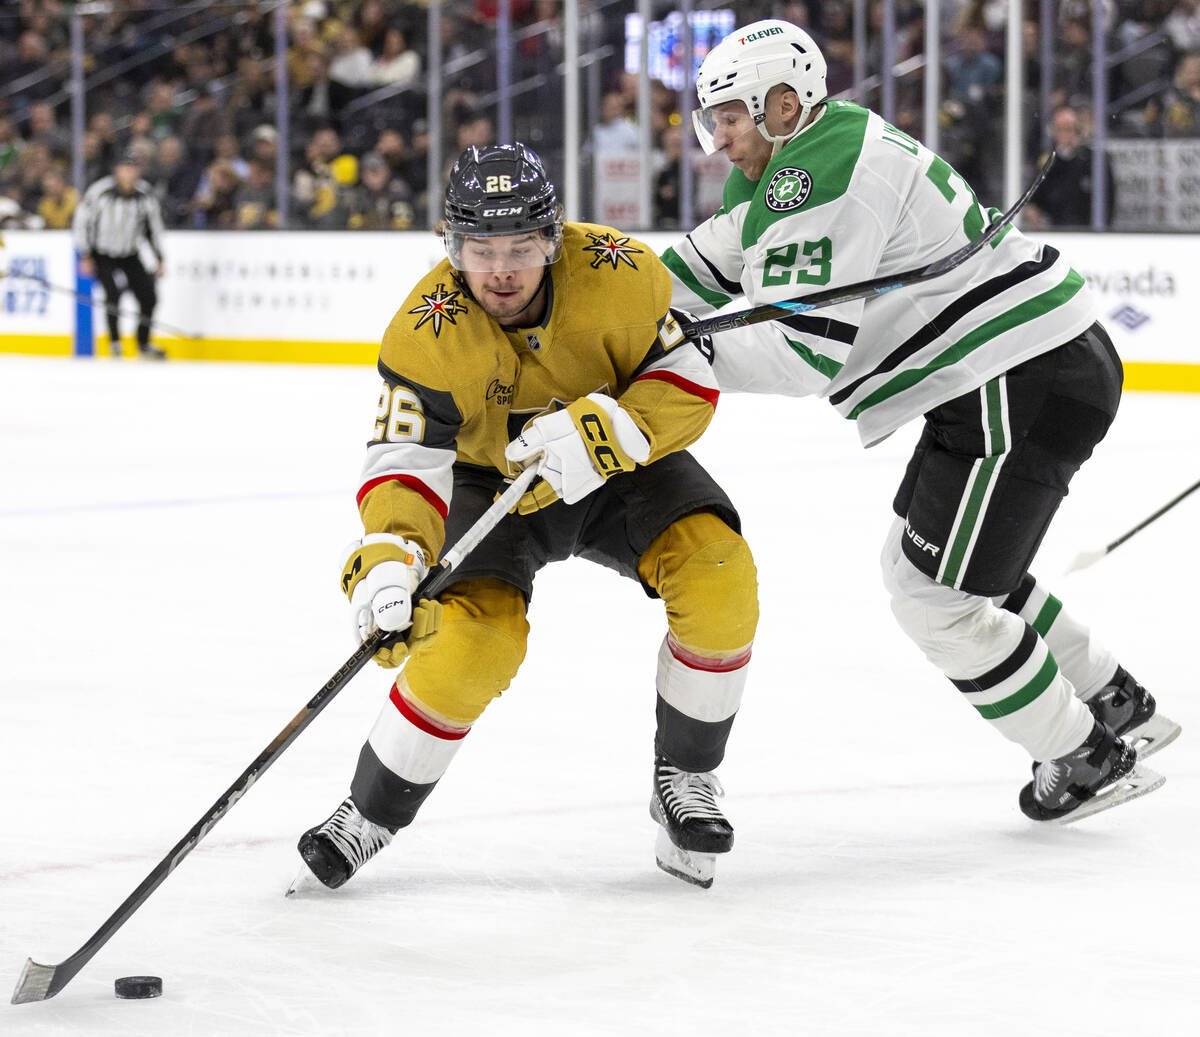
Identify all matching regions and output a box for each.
[444,227,563,273]
[692,101,763,156]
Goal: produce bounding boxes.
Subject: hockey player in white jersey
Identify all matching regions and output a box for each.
[664,19,1180,822]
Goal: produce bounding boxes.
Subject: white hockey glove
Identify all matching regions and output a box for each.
[503,393,651,515]
[339,534,440,668]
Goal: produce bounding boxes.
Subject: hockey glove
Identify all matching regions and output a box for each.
[503,393,650,515]
[339,534,440,667]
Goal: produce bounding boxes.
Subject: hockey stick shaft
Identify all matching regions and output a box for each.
[680,152,1055,341]
[2,268,204,340]
[11,462,541,1005]
[1104,478,1200,551]
[1068,477,1200,572]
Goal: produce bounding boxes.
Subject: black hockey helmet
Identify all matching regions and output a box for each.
[442,142,564,272]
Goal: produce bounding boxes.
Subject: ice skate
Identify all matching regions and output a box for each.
[1019,720,1163,824]
[287,797,394,894]
[1085,667,1180,760]
[137,342,167,360]
[649,756,733,889]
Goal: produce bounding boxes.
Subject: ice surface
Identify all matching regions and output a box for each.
[1,355,1196,1036]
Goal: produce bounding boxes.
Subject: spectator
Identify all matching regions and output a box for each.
[329,25,374,94]
[0,116,23,180]
[36,166,78,230]
[87,111,119,171]
[248,125,279,168]
[233,159,278,229]
[294,51,335,133]
[1164,51,1200,135]
[26,102,70,161]
[179,86,228,167]
[653,124,683,229]
[1165,0,1200,53]
[1026,106,1114,228]
[8,32,58,108]
[148,136,200,228]
[212,134,250,181]
[372,26,420,87]
[588,91,639,155]
[345,151,414,228]
[292,126,347,227]
[145,82,182,141]
[354,0,392,54]
[0,181,40,229]
[191,159,241,229]
[946,26,1002,106]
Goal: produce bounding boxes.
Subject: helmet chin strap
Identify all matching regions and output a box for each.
[757,101,822,156]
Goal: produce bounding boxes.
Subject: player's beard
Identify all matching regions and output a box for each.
[478,269,549,327]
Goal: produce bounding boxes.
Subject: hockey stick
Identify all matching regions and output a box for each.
[1067,476,1200,573]
[680,152,1056,341]
[11,462,542,1005]
[1,268,205,341]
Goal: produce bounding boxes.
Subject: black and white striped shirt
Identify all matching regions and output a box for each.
[71,176,165,260]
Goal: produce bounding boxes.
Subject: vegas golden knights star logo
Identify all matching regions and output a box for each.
[582,232,643,270]
[409,282,469,335]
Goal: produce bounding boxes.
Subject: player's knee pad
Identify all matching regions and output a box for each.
[404,578,529,725]
[639,512,759,657]
[880,519,1024,677]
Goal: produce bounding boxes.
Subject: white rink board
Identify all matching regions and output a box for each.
[2,230,1198,364]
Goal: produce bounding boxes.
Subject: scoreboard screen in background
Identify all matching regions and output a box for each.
[624,10,736,92]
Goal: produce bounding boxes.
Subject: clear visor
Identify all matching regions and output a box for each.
[444,227,563,273]
[692,101,763,156]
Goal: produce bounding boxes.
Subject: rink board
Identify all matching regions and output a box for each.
[1,230,1198,390]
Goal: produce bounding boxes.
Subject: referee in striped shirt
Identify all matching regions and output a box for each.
[72,151,167,359]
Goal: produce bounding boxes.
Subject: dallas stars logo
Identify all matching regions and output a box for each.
[409,282,468,336]
[765,167,812,212]
[583,232,643,270]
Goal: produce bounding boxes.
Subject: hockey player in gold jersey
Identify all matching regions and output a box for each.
[293,143,758,891]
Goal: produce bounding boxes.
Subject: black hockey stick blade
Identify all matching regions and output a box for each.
[10,466,539,1004]
[682,151,1056,341]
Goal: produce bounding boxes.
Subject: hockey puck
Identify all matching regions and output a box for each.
[114,976,163,999]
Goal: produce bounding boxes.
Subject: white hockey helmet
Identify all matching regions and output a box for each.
[692,19,827,155]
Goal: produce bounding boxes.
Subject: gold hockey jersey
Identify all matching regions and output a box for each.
[358,222,721,561]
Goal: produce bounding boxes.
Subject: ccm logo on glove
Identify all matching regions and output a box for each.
[503,392,651,514]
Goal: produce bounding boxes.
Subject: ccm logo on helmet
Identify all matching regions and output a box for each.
[482,206,523,217]
[739,26,784,44]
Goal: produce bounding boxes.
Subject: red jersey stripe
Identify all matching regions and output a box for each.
[357,474,448,519]
[389,683,469,740]
[668,638,752,673]
[633,369,720,406]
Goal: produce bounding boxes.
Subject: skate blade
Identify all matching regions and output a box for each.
[654,828,715,889]
[1124,713,1181,760]
[1054,764,1165,825]
[285,863,323,897]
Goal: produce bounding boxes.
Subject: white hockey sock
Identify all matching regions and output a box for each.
[657,636,750,725]
[366,676,470,785]
[883,521,1095,760]
[998,575,1118,699]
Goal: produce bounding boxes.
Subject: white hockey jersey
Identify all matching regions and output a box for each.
[663,101,1099,447]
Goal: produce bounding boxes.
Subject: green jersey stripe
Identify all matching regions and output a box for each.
[847,268,1087,420]
[974,653,1059,719]
[661,247,731,310]
[783,335,845,379]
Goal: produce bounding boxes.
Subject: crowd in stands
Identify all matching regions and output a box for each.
[1,0,1199,232]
